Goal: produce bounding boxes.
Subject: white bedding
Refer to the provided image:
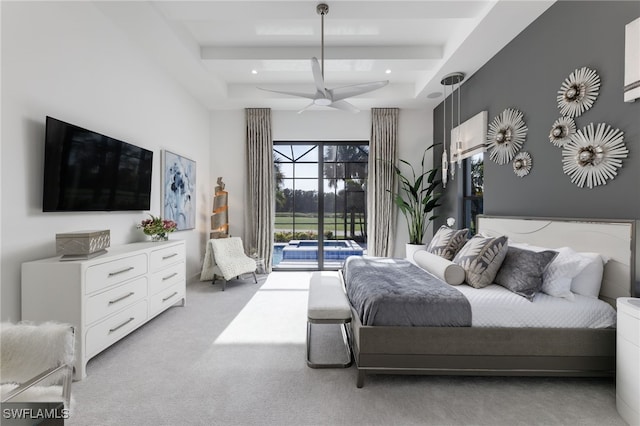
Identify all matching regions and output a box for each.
[454,284,617,328]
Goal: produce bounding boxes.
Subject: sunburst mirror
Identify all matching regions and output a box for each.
[512,152,532,178]
[487,108,528,165]
[562,122,628,188]
[549,116,576,147]
[557,67,600,118]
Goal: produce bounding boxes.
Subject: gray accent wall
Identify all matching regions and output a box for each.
[434,1,640,227]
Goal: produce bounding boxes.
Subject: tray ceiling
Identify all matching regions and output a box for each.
[96,1,555,111]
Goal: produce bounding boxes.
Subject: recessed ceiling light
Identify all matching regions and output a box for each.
[427,92,443,99]
[251,69,258,75]
[385,69,392,74]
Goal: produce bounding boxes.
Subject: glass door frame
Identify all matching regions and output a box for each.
[273,140,368,271]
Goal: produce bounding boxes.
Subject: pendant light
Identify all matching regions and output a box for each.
[441,85,448,189]
[456,75,464,169]
[440,72,465,181]
[450,76,455,179]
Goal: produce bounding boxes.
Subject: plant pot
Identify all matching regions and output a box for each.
[150,233,168,242]
[405,243,427,264]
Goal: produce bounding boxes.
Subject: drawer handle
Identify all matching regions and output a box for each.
[162,253,179,260]
[162,272,178,281]
[162,292,179,302]
[109,317,135,333]
[108,292,135,305]
[108,266,135,277]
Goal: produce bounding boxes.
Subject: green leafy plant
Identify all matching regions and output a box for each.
[387,144,442,245]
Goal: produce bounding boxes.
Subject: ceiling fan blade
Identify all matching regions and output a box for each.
[257,87,317,100]
[331,80,389,101]
[297,101,316,114]
[310,57,326,94]
[328,100,360,113]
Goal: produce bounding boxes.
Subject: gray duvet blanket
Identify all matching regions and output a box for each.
[343,256,472,327]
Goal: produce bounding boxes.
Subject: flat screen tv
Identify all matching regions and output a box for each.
[43,116,153,212]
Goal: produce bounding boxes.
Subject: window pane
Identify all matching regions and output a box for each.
[337,145,367,162]
[295,163,317,178]
[323,145,338,162]
[273,147,292,162]
[280,178,294,191]
[464,198,483,235]
[324,162,345,180]
[292,145,317,161]
[324,179,344,192]
[277,163,293,179]
[469,153,484,196]
[293,177,317,192]
[346,162,368,179]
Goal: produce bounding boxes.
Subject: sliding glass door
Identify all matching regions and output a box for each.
[273,142,368,270]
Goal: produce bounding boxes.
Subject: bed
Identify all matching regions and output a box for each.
[342,215,637,388]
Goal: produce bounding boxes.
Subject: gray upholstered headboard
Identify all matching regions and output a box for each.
[477,215,637,303]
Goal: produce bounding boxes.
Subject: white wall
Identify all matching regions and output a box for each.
[209,110,246,240]
[1,2,211,321]
[396,108,435,256]
[209,108,432,259]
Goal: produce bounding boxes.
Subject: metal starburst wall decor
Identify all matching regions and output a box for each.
[562,123,628,189]
[487,108,528,165]
[557,67,600,118]
[549,116,576,147]
[512,152,532,178]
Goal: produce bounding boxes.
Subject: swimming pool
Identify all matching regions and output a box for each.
[296,240,353,248]
[279,240,363,262]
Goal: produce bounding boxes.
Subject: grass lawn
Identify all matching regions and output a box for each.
[274,212,366,241]
[275,212,365,232]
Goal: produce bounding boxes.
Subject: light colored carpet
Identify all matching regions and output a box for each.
[68,272,625,426]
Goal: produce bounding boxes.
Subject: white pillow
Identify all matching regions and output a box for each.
[571,253,606,298]
[542,247,594,300]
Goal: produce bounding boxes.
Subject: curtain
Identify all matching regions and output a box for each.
[367,108,399,257]
[246,108,274,272]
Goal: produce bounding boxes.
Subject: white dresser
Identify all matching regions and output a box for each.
[617,297,640,426]
[21,240,186,380]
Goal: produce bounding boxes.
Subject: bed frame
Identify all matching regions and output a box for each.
[346,215,637,388]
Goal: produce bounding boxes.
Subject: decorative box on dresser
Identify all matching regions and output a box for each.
[21,240,186,380]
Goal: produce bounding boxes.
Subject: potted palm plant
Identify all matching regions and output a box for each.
[388,144,442,260]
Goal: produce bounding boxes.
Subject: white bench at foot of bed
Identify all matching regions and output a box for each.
[306,271,353,368]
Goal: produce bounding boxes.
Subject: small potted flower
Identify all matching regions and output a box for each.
[138,215,177,241]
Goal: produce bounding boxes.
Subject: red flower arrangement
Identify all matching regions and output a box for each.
[138,215,177,240]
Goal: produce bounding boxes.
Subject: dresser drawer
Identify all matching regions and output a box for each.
[149,262,185,295]
[85,277,147,325]
[150,244,185,272]
[85,301,147,358]
[85,254,147,294]
[149,282,185,318]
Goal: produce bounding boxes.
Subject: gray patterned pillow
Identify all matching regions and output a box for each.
[426,226,469,261]
[494,247,558,301]
[453,235,509,288]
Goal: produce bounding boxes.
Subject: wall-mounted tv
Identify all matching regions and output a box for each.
[43,116,153,212]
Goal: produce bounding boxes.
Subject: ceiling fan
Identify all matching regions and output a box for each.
[258,3,389,113]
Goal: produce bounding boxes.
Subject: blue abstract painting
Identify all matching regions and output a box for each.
[163,150,196,230]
